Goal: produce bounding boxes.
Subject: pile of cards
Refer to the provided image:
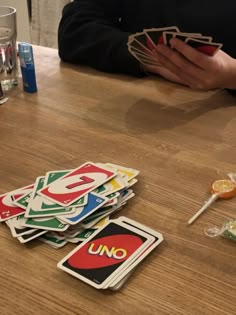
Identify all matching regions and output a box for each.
[57,216,163,291]
[128,26,223,67]
[0,162,139,248]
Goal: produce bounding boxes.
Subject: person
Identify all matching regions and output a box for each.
[58,0,236,92]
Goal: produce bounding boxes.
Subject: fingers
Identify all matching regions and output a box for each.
[169,38,214,69]
[153,46,201,87]
[155,44,203,74]
[143,63,190,86]
[154,66,188,85]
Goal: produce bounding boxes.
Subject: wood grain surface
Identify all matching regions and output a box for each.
[0,46,235,315]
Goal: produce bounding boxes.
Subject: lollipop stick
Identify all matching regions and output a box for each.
[188,193,219,225]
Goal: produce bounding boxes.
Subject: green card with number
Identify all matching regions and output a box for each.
[23,215,69,231]
[13,192,32,209]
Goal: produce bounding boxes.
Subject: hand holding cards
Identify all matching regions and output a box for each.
[127,26,223,67]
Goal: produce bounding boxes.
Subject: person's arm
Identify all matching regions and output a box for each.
[58,0,142,76]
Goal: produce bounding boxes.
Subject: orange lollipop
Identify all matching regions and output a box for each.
[188,179,236,225]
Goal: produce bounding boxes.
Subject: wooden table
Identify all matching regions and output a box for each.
[0,46,235,315]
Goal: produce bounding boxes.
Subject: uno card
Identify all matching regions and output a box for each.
[94,184,109,195]
[25,177,76,217]
[91,216,110,229]
[126,178,138,189]
[106,192,120,200]
[45,170,88,208]
[39,233,68,249]
[109,271,135,291]
[44,169,73,184]
[105,163,139,181]
[105,217,163,289]
[103,175,126,196]
[63,225,84,238]
[128,50,160,67]
[13,192,32,210]
[8,214,38,237]
[128,38,153,55]
[79,216,109,233]
[185,38,223,56]
[163,31,207,46]
[66,228,97,243]
[57,220,154,289]
[22,215,69,231]
[80,205,119,229]
[17,229,47,243]
[129,32,154,52]
[11,184,34,201]
[0,185,32,221]
[38,162,116,207]
[144,26,180,48]
[57,192,108,225]
[102,198,118,208]
[128,45,155,58]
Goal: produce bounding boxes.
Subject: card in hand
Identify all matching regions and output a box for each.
[128,45,155,60]
[129,32,154,53]
[128,37,160,67]
[185,38,223,56]
[128,49,160,67]
[163,31,211,47]
[38,162,116,207]
[144,26,180,48]
[57,220,154,289]
[128,37,153,56]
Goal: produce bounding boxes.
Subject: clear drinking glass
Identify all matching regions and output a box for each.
[0,6,17,91]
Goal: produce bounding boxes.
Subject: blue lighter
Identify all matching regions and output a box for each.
[18,43,37,93]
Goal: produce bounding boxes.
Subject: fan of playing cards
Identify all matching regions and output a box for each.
[0,161,164,290]
[127,26,223,67]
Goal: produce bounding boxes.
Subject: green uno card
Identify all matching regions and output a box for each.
[23,215,69,231]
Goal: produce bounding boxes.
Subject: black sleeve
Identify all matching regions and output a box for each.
[58,0,143,76]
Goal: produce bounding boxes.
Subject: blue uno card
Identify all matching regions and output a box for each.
[57,192,108,225]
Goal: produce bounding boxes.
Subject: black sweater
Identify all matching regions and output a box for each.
[58,0,236,78]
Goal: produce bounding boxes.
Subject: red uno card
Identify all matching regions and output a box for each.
[57,220,154,289]
[38,162,116,207]
[0,184,34,221]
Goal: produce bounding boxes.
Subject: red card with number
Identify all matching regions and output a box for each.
[0,184,34,221]
[38,162,116,207]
